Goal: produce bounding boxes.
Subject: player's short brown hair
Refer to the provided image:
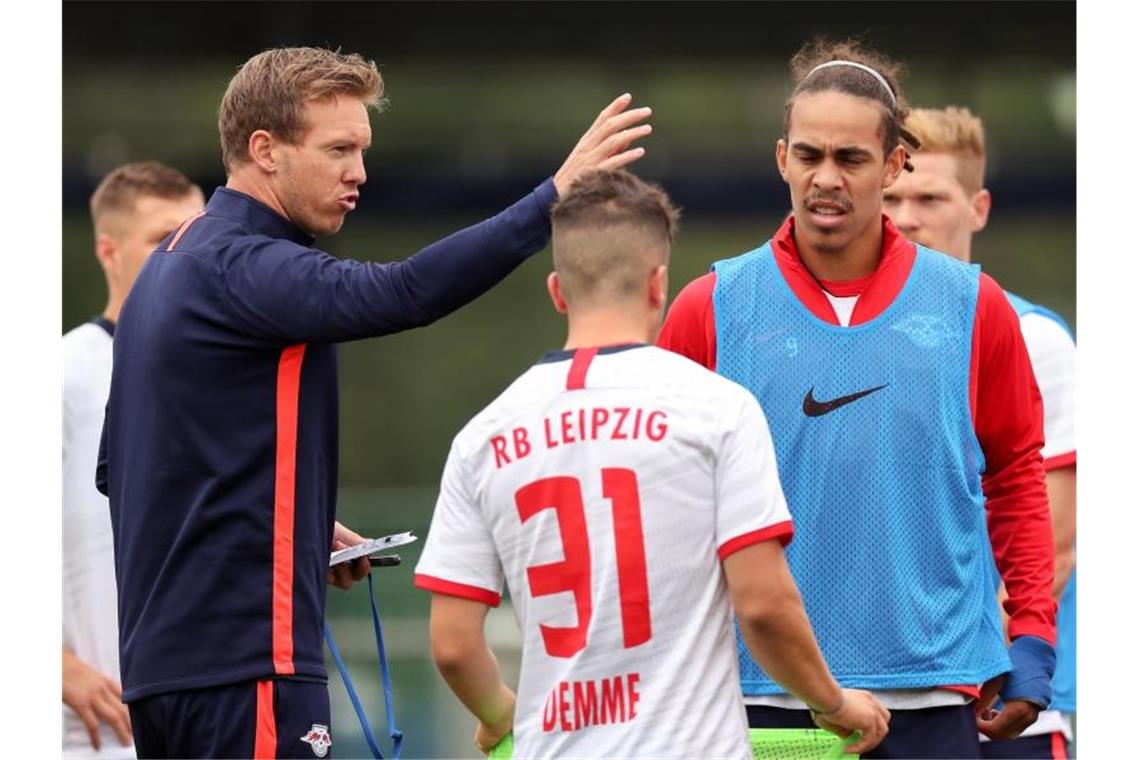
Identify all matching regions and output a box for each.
[786,37,920,168]
[551,169,680,307]
[218,47,385,173]
[904,107,987,194]
[89,161,201,234]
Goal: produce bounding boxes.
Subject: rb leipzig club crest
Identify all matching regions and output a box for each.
[300,723,332,758]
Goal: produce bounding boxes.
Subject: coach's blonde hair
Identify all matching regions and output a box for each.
[904,107,987,195]
[551,169,680,308]
[218,47,385,173]
[89,161,201,236]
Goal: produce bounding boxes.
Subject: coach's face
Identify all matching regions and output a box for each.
[883,152,990,263]
[276,95,371,236]
[777,91,905,255]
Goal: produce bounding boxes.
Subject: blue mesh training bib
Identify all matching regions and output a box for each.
[714,244,1010,693]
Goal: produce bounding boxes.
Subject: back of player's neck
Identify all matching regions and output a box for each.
[564,312,651,350]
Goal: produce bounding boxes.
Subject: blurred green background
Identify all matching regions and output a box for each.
[63,2,1074,757]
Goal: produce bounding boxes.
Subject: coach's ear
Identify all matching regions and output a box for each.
[94,232,120,277]
[547,272,569,314]
[248,129,279,174]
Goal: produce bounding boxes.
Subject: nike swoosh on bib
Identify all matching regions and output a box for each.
[802,384,888,417]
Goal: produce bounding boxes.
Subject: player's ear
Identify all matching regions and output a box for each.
[648,263,668,311]
[970,188,992,233]
[248,129,279,173]
[547,272,569,314]
[775,139,789,183]
[94,232,118,276]
[883,145,906,188]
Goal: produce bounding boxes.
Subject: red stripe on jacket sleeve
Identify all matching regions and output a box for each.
[718,521,794,561]
[165,210,206,251]
[414,574,502,607]
[273,344,306,674]
[972,275,1056,645]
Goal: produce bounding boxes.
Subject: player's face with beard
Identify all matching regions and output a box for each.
[276,95,371,236]
[777,91,904,255]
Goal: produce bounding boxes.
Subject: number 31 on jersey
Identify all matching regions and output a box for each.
[516,468,651,657]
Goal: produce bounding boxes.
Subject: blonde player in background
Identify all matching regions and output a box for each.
[63,162,203,757]
[414,169,889,758]
[883,106,1076,759]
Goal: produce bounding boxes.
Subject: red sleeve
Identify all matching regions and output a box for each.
[656,272,718,370]
[971,274,1056,645]
[413,573,502,607]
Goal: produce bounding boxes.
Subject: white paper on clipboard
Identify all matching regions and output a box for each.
[328,531,418,567]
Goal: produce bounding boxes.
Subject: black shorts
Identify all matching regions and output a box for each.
[747,704,982,759]
[128,678,332,759]
[981,732,1069,759]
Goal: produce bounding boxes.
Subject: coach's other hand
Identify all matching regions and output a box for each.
[63,647,133,750]
[553,94,652,196]
[327,521,372,590]
[810,688,890,754]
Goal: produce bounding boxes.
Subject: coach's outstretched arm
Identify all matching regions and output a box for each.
[220,95,653,345]
[724,541,890,754]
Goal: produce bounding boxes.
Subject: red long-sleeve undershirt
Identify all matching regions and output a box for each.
[656,216,1056,647]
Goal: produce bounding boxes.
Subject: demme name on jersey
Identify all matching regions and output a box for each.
[491,406,668,469]
[542,672,641,733]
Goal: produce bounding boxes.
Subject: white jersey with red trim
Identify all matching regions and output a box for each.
[63,320,136,759]
[415,344,792,759]
[1019,312,1075,466]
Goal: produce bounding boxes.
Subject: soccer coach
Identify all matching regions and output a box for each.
[96,47,652,759]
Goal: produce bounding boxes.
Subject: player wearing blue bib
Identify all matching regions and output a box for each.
[659,39,1056,758]
[885,106,1076,759]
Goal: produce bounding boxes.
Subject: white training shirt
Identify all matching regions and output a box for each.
[415,344,792,759]
[995,310,1077,741]
[1020,312,1076,466]
[63,320,135,759]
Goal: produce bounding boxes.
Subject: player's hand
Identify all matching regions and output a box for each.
[553,93,652,196]
[62,649,133,750]
[976,674,1040,739]
[810,688,890,754]
[327,521,371,590]
[474,685,516,754]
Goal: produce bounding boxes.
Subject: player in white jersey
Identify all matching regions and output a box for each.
[63,162,203,758]
[883,107,1076,759]
[415,169,889,758]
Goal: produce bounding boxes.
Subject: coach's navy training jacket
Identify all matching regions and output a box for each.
[97,182,556,701]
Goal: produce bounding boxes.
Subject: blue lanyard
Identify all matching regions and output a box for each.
[324,573,404,759]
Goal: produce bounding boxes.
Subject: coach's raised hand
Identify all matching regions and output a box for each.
[553,94,652,196]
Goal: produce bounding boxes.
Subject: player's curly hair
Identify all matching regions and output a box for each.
[218,47,386,174]
[785,37,921,170]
